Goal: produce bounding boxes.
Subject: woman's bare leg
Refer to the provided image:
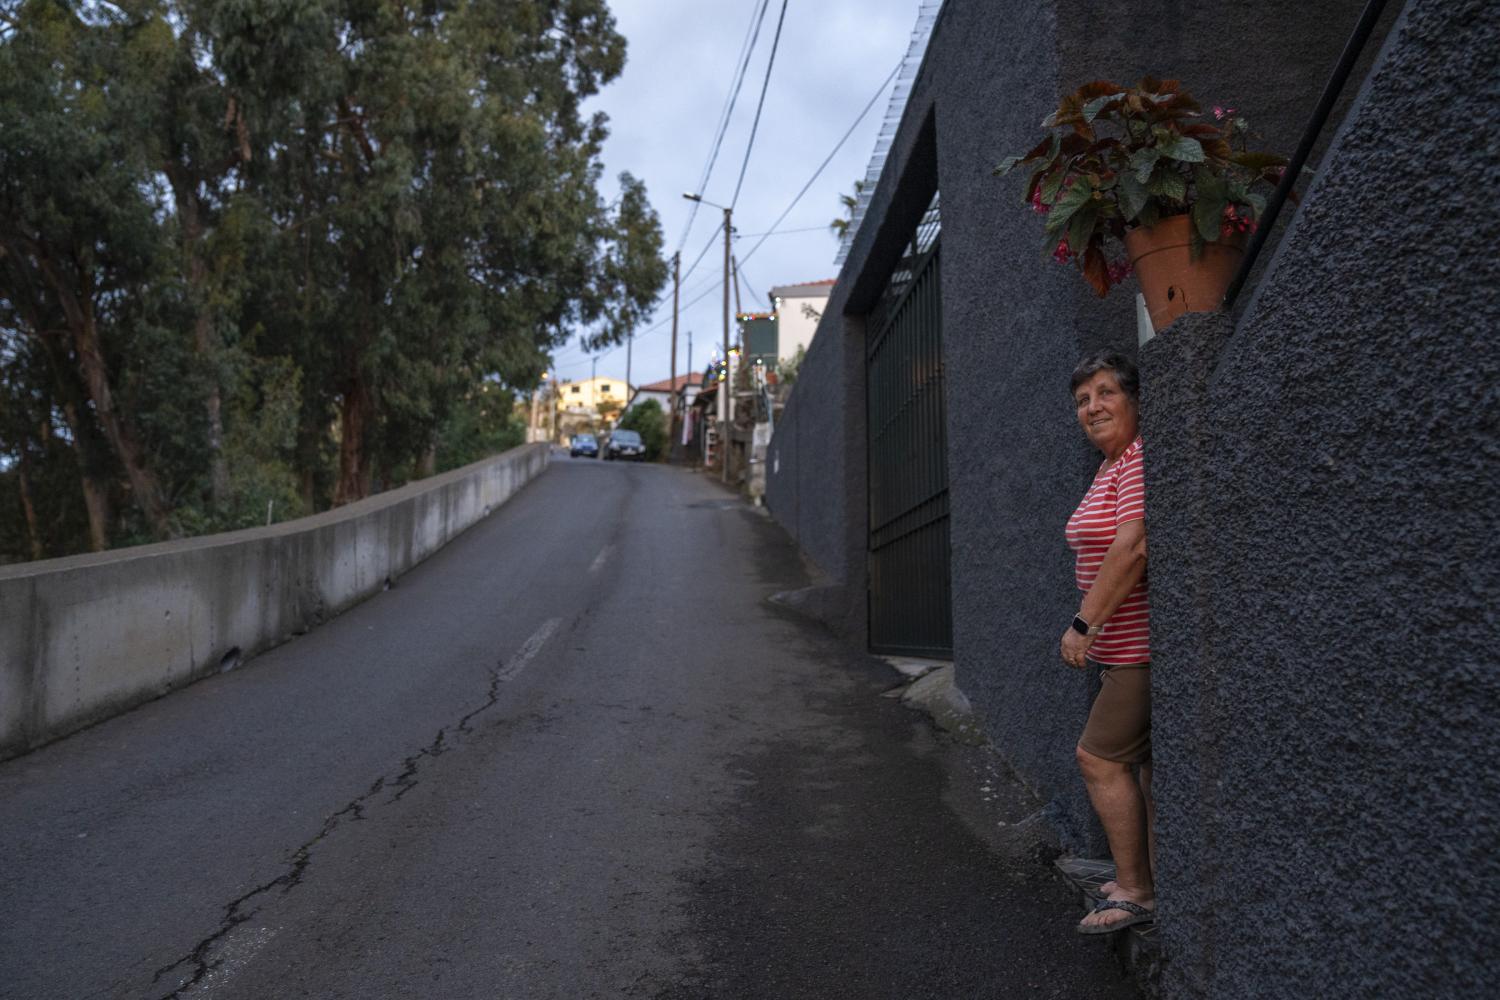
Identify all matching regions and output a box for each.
[1076,746,1154,929]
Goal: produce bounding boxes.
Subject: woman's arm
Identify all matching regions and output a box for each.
[1060,518,1146,667]
[1079,517,1146,627]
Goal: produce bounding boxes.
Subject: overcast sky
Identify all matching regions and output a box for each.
[550,0,922,389]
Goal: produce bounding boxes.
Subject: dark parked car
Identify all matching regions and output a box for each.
[570,433,598,458]
[604,429,645,461]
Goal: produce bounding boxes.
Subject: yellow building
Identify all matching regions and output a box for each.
[555,375,632,415]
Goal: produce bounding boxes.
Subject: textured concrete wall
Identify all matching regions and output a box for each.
[770,0,1372,846]
[1141,1,1500,994]
[0,444,550,759]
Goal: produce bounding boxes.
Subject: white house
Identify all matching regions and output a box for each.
[631,374,701,416]
[768,279,834,359]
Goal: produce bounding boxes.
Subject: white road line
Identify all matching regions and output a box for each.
[589,544,613,574]
[498,618,561,682]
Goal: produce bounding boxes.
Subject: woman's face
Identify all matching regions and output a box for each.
[1074,369,1139,456]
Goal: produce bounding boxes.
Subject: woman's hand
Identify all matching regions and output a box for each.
[1060,628,1093,669]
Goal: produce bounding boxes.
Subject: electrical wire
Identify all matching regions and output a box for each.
[555,57,900,376]
[676,0,772,253]
[729,0,790,210]
[677,218,725,291]
[735,258,768,310]
[739,59,900,269]
[735,224,828,238]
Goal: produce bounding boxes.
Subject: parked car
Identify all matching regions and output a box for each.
[603,429,645,461]
[570,433,598,458]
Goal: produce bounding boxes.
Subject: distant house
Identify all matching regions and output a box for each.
[554,374,631,439]
[631,374,700,415]
[769,279,834,359]
[555,375,631,416]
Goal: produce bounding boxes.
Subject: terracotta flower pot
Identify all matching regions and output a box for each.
[1124,214,1245,332]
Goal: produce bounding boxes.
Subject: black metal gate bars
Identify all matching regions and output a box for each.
[865,194,952,658]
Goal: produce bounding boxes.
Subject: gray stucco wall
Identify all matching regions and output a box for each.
[1140,1,1500,994]
[0,444,549,759]
[770,0,1376,847]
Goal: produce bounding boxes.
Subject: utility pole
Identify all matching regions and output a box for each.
[534,377,546,443]
[683,191,734,484]
[732,254,743,317]
[625,332,633,414]
[720,205,731,483]
[548,376,557,443]
[669,251,680,459]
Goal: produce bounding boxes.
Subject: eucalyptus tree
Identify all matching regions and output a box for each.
[0,2,181,541]
[0,0,667,557]
[250,0,667,503]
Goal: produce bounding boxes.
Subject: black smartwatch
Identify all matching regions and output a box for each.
[1071,614,1103,637]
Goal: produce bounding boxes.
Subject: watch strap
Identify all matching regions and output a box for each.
[1072,614,1104,637]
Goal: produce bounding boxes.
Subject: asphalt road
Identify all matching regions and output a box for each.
[0,455,1137,1000]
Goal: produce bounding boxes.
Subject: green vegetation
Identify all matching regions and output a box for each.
[0,0,666,562]
[617,398,666,461]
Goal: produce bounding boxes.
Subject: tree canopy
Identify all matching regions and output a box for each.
[0,0,666,560]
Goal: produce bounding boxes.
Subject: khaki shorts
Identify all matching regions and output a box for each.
[1077,664,1151,764]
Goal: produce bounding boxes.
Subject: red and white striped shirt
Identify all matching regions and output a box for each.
[1064,436,1150,665]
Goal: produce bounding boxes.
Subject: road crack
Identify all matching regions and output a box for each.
[149,619,563,997]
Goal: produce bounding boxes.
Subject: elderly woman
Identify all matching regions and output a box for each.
[1061,351,1154,935]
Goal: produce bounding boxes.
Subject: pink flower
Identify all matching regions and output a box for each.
[1212,105,1238,121]
[1031,188,1050,214]
[1220,203,1256,236]
[1053,237,1074,264]
[1106,259,1133,286]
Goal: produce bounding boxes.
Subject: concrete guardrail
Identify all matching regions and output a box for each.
[0,443,551,760]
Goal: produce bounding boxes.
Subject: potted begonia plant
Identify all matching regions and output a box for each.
[995,77,1288,329]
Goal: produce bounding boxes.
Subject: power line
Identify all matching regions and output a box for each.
[736,258,768,310]
[740,59,901,269]
[736,224,828,238]
[677,219,726,290]
[729,0,790,210]
[558,273,728,374]
[676,0,772,253]
[556,57,899,377]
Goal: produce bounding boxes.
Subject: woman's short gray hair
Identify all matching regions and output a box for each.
[1069,351,1139,400]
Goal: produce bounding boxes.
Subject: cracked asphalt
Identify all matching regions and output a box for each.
[0,455,1137,999]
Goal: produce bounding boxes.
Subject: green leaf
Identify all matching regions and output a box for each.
[1082,92,1125,122]
[1119,173,1149,222]
[1068,200,1100,259]
[1041,168,1069,203]
[994,155,1025,176]
[997,134,1059,176]
[1147,168,1186,203]
[1129,147,1160,183]
[1158,135,1205,162]
[1192,167,1228,242]
[1044,179,1094,233]
[1136,201,1162,229]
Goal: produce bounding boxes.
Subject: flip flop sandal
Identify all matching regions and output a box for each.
[1076,898,1155,935]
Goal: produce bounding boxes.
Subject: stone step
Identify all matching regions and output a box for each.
[1054,857,1162,996]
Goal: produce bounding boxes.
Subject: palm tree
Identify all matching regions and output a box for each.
[829,180,866,239]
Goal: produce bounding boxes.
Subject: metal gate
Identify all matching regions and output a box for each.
[866,195,952,657]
